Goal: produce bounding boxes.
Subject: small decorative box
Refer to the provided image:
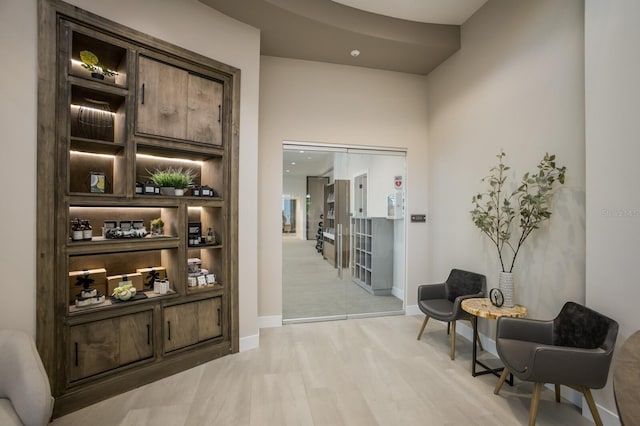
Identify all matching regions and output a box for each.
[68,268,107,305]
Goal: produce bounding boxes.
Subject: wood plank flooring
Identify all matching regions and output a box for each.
[51,315,591,425]
[283,237,402,320]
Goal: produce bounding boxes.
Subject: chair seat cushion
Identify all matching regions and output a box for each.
[497,338,537,376]
[419,299,455,321]
[0,399,23,426]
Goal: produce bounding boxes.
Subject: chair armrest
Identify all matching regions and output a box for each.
[452,292,484,315]
[529,345,613,388]
[0,330,53,426]
[497,317,553,345]
[417,283,446,301]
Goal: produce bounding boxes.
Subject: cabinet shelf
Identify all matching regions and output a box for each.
[69,76,128,98]
[136,138,224,160]
[70,137,124,155]
[67,236,180,255]
[68,290,178,315]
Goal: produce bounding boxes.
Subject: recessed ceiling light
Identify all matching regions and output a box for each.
[350,49,360,58]
[299,150,305,153]
[286,169,290,173]
[291,162,296,165]
[307,156,312,160]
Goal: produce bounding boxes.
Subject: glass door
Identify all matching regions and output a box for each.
[282,143,406,323]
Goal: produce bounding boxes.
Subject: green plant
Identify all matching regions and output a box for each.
[148,167,197,189]
[150,218,164,229]
[470,151,566,272]
[79,50,118,77]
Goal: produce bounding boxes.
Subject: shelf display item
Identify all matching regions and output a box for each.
[111,283,136,300]
[106,272,143,294]
[136,266,167,290]
[70,218,84,241]
[188,222,202,246]
[153,278,170,294]
[89,172,106,193]
[68,268,107,305]
[77,98,114,141]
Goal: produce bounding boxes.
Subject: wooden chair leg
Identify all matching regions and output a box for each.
[450,320,456,360]
[528,382,543,426]
[416,315,429,340]
[494,368,510,395]
[581,387,603,426]
[447,322,450,335]
[554,384,561,403]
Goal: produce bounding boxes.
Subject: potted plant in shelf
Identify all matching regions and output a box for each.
[79,50,118,80]
[148,167,197,196]
[470,151,566,306]
[150,218,164,236]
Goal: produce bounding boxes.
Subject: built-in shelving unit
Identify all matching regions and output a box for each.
[323,180,350,268]
[37,0,239,417]
[351,217,393,295]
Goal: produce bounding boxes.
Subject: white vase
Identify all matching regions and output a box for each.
[499,272,515,307]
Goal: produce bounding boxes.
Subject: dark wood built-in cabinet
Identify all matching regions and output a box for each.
[37,0,239,416]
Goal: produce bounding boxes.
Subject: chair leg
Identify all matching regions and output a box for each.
[450,320,456,360]
[416,315,429,340]
[554,384,561,403]
[494,368,510,395]
[581,387,603,426]
[447,322,450,335]
[528,382,543,426]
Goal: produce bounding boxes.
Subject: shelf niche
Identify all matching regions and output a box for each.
[135,153,224,199]
[70,31,127,87]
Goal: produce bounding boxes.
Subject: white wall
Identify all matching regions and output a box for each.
[426,0,585,322]
[585,0,640,418]
[259,56,429,318]
[0,0,261,345]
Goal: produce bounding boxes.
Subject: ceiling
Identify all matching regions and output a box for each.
[199,0,487,177]
[198,0,487,75]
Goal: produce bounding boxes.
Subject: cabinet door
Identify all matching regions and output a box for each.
[69,318,119,381]
[197,297,222,341]
[187,74,223,145]
[164,303,199,352]
[119,310,154,365]
[137,56,188,140]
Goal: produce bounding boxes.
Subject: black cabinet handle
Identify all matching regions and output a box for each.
[218,104,221,123]
[74,342,79,366]
[217,308,221,326]
[167,320,171,341]
[147,324,151,345]
[141,83,145,105]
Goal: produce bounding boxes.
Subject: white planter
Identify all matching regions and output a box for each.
[174,188,184,196]
[499,272,515,307]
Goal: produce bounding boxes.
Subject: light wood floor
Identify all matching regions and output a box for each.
[51,315,590,425]
[283,237,402,320]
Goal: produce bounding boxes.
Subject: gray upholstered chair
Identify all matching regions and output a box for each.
[416,269,486,360]
[495,302,618,426]
[0,330,54,426]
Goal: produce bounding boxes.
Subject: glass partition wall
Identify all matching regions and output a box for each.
[282,143,406,323]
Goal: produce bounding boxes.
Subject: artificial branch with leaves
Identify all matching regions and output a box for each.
[471,151,566,273]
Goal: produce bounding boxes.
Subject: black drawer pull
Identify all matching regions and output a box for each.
[74,342,79,366]
[217,307,221,326]
[141,83,145,105]
[218,104,221,123]
[167,321,171,341]
[147,324,151,345]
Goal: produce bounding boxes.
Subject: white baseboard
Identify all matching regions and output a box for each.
[391,286,404,301]
[582,398,620,425]
[258,315,282,329]
[405,304,421,316]
[239,333,259,352]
